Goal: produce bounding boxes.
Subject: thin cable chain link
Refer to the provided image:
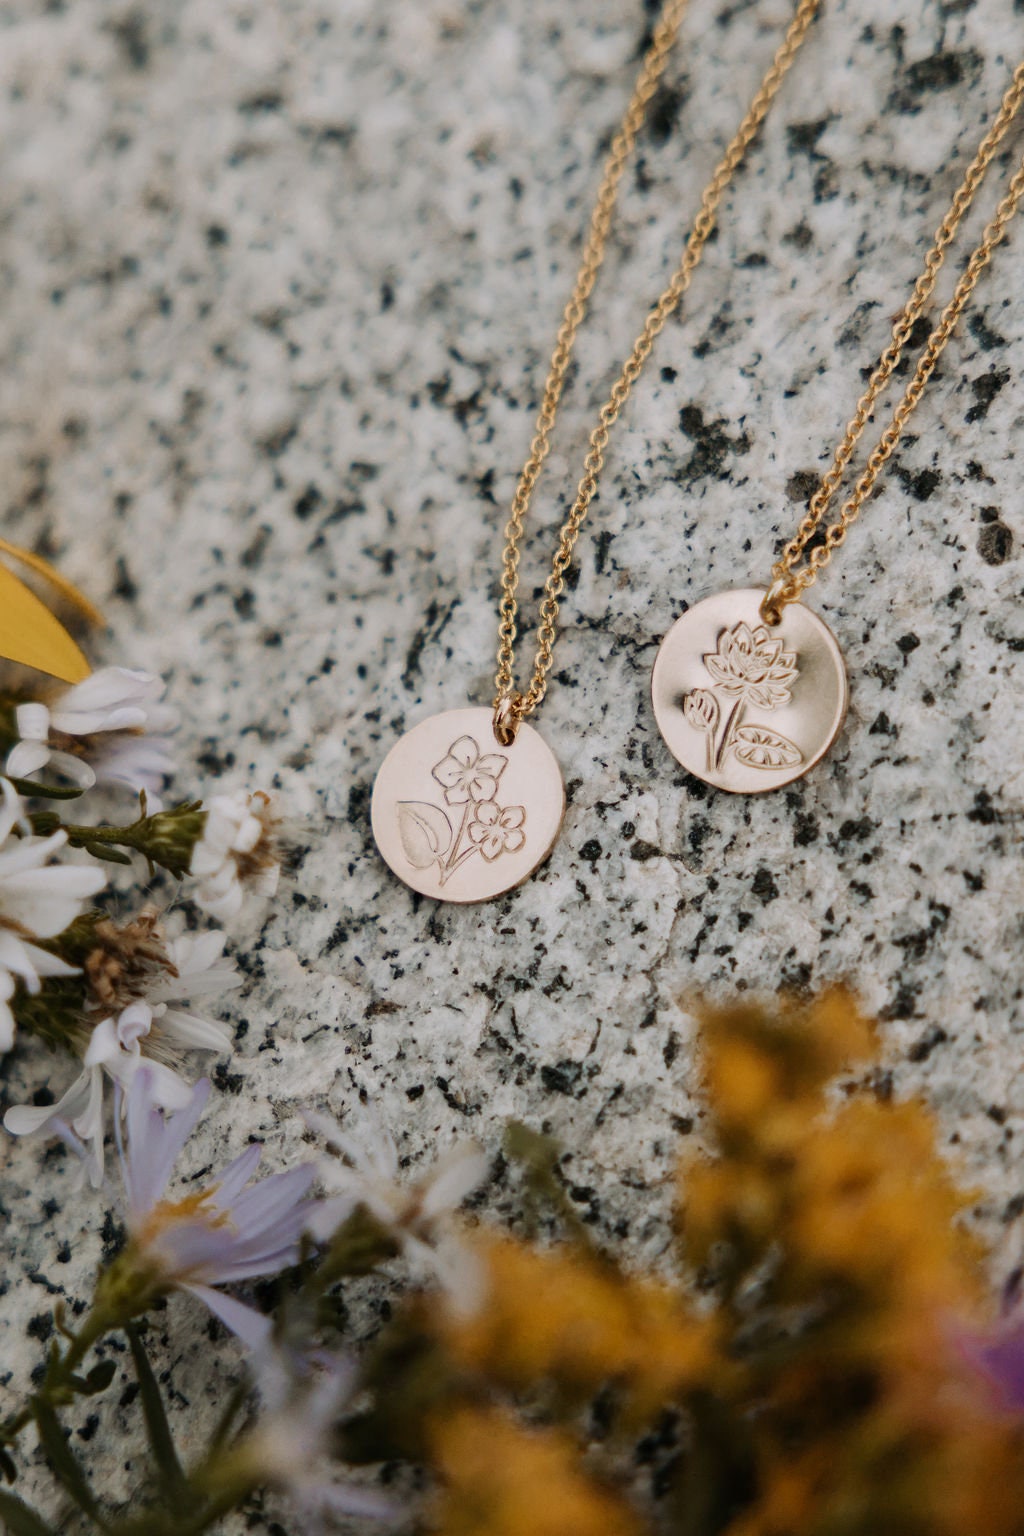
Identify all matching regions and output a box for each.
[767,60,1024,614]
[493,0,822,734]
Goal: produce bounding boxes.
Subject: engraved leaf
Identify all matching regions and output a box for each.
[731,725,803,770]
[397,801,453,868]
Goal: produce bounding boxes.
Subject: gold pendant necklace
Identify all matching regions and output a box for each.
[371,0,822,902]
[653,61,1024,793]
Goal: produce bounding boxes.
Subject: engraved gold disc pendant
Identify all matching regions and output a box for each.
[651,588,848,793]
[371,707,566,902]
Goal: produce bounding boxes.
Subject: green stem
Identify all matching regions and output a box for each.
[28,801,206,879]
[0,1301,117,1448]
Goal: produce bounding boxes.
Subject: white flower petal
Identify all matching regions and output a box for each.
[5,1069,95,1136]
[84,1015,121,1067]
[182,1283,273,1351]
[6,740,52,779]
[419,1143,489,1221]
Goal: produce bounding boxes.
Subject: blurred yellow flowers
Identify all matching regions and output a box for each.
[353,991,1024,1536]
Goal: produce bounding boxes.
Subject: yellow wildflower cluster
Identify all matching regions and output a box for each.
[384,992,1024,1536]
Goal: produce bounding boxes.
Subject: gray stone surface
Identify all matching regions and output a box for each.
[2,0,1024,1528]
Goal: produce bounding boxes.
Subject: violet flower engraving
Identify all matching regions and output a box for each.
[397,734,527,885]
[684,622,803,772]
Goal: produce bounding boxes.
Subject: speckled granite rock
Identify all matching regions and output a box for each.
[2,0,1024,1527]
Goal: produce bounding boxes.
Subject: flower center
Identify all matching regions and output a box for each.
[135,1187,232,1251]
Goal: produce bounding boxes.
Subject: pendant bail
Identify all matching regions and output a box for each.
[493,694,524,747]
[760,575,800,627]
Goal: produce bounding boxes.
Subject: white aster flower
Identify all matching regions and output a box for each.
[4,917,239,1185]
[6,666,178,809]
[109,1069,316,1348]
[0,777,105,1051]
[305,1109,489,1300]
[241,1344,396,1531]
[190,789,281,920]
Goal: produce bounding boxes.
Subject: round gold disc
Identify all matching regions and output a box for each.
[371,707,566,902]
[651,588,848,793]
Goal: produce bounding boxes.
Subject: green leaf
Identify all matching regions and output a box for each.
[81,842,133,866]
[0,1488,58,1536]
[9,778,86,801]
[503,1121,589,1242]
[83,1360,118,1396]
[125,1324,188,1503]
[30,1399,104,1524]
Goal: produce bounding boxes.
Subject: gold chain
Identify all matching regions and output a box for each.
[492,0,822,743]
[764,61,1024,623]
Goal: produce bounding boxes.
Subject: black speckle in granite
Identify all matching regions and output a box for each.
[648,84,686,146]
[100,1212,125,1263]
[793,811,819,847]
[406,1084,424,1101]
[106,11,150,71]
[869,711,896,736]
[880,982,923,1022]
[897,632,920,656]
[786,117,831,156]
[675,406,750,486]
[894,903,951,963]
[688,816,712,856]
[890,48,984,112]
[895,465,941,502]
[977,517,1014,565]
[240,525,272,569]
[213,1065,246,1094]
[751,867,778,905]
[630,839,663,863]
[785,469,819,502]
[26,1312,53,1342]
[966,368,1010,424]
[579,838,602,867]
[239,90,285,115]
[967,790,999,824]
[434,1076,480,1116]
[969,310,1007,352]
[111,554,138,602]
[908,1024,949,1063]
[540,1061,583,1096]
[594,529,614,575]
[232,588,255,620]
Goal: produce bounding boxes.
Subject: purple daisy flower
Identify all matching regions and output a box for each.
[115,1068,316,1348]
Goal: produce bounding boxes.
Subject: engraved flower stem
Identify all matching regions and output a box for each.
[437,801,473,887]
[715,697,745,770]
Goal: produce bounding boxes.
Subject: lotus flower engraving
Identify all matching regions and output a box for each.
[397,734,527,886]
[684,622,803,773]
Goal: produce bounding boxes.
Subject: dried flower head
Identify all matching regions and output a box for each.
[82,906,173,1014]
